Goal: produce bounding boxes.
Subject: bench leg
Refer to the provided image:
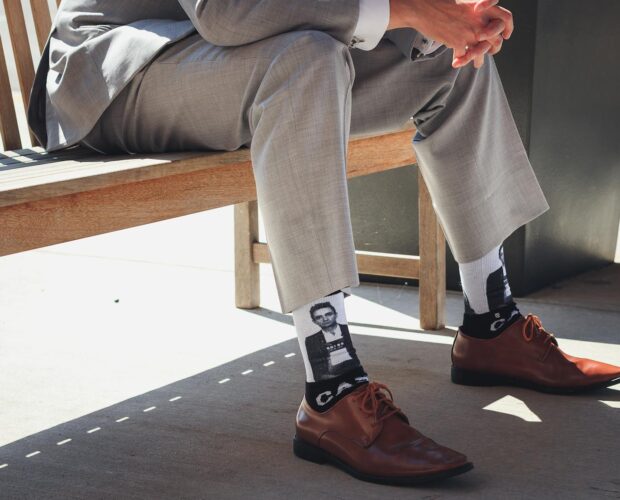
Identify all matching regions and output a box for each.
[418,170,446,330]
[234,201,260,309]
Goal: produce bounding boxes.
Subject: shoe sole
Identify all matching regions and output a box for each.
[293,436,474,486]
[451,366,620,394]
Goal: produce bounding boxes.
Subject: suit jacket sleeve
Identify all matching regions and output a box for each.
[177,0,361,48]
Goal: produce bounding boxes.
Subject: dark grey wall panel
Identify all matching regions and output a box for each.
[493,0,538,150]
[524,0,620,292]
[349,167,419,255]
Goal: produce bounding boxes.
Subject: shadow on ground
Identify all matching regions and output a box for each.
[1,336,618,499]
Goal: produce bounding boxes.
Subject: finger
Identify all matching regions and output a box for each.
[453,46,467,58]
[452,43,478,68]
[453,57,471,69]
[477,18,505,42]
[452,46,467,68]
[452,51,473,68]
[488,36,503,55]
[474,54,485,69]
[452,45,475,68]
[473,0,499,13]
[469,40,492,58]
[489,6,514,39]
[452,50,476,68]
[454,40,491,67]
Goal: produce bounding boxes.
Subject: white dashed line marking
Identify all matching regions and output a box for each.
[0,464,7,469]
[87,427,101,434]
[242,369,253,375]
[26,451,40,458]
[169,396,182,402]
[263,361,275,367]
[143,406,156,412]
[57,439,71,446]
[219,378,230,384]
[116,417,129,422]
[285,353,296,358]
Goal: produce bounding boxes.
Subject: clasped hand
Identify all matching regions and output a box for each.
[388,0,514,69]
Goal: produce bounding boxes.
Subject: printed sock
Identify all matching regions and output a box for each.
[458,244,522,338]
[292,291,368,412]
[461,301,521,339]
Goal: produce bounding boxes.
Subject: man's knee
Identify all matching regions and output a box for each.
[265,30,354,84]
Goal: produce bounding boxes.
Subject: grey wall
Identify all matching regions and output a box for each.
[523,0,620,292]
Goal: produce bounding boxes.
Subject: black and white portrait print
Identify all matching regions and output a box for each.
[303,300,362,382]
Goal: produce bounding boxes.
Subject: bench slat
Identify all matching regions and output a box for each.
[0,158,257,256]
[253,242,421,279]
[3,0,36,114]
[0,35,21,149]
[0,148,97,168]
[0,128,416,208]
[0,149,252,207]
[0,146,70,159]
[29,0,53,52]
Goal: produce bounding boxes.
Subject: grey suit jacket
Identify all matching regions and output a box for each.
[28,0,425,151]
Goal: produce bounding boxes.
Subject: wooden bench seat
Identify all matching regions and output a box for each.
[0,0,446,329]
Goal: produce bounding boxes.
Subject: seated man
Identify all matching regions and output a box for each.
[28,0,620,486]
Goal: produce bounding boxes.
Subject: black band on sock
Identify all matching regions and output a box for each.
[486,247,513,311]
[305,366,368,412]
[461,301,522,339]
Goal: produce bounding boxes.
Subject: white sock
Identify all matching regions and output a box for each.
[458,244,513,314]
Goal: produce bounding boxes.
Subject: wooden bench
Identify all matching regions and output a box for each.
[0,0,446,329]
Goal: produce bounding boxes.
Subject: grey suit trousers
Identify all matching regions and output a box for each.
[82,30,549,313]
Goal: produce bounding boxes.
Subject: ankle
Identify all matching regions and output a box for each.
[305,367,369,412]
[293,291,369,412]
[461,302,521,339]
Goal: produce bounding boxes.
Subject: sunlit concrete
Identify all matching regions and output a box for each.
[483,395,542,422]
[0,207,293,448]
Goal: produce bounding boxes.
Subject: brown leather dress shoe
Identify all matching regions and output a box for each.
[452,314,620,393]
[294,382,473,485]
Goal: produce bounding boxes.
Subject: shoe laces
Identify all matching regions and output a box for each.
[352,382,403,427]
[521,314,558,347]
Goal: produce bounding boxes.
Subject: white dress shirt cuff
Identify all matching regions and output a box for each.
[350,0,390,51]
